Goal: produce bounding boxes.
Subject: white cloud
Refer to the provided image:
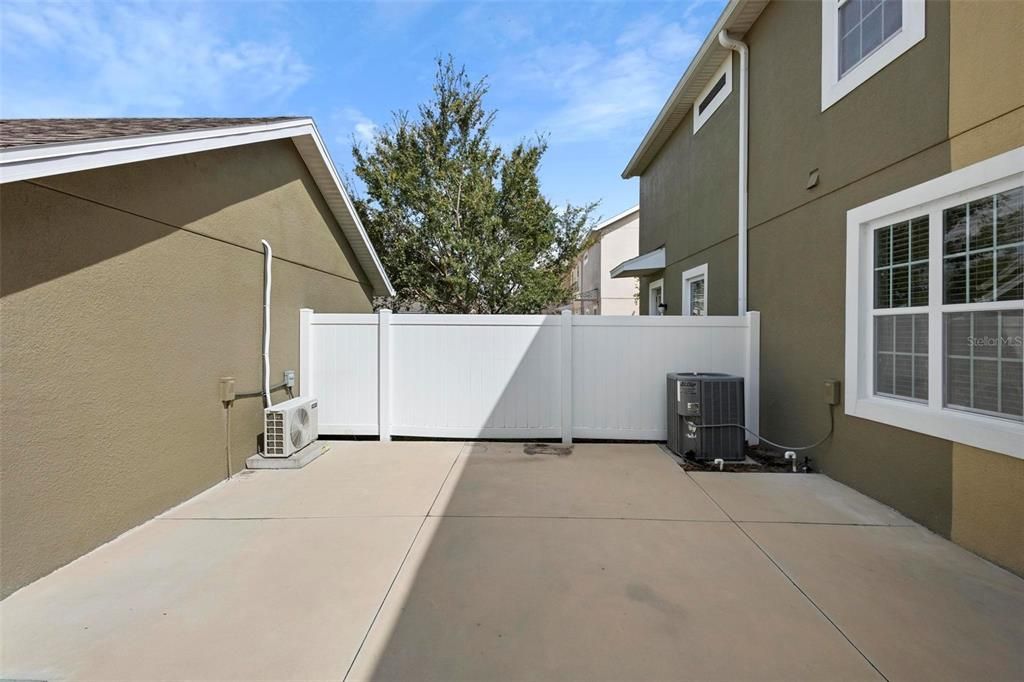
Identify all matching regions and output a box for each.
[507,15,705,143]
[0,1,311,117]
[335,107,379,146]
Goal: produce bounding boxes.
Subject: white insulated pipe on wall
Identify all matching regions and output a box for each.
[718,29,749,316]
[261,239,273,408]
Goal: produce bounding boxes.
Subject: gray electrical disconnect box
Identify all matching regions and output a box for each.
[824,379,841,405]
[666,373,745,461]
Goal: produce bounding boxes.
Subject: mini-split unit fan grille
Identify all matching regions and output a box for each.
[263,396,318,458]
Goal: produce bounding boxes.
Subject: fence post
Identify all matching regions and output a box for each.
[745,311,761,445]
[299,308,314,399]
[561,309,573,445]
[378,309,392,442]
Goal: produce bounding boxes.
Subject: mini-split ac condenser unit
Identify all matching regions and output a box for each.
[666,372,745,461]
[264,396,318,458]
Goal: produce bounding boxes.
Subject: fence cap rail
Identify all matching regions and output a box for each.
[307,311,758,328]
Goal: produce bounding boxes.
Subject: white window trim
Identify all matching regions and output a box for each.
[821,0,926,112]
[693,54,732,134]
[649,278,665,316]
[682,263,709,316]
[845,146,1024,459]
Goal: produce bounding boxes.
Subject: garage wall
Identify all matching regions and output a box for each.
[0,139,374,597]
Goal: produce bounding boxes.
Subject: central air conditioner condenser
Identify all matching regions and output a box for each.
[666,372,745,461]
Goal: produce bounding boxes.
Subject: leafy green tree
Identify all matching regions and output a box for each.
[351,57,595,313]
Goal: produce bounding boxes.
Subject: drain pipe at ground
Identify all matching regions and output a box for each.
[718,30,749,316]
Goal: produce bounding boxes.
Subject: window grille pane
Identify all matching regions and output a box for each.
[861,3,884,56]
[1002,362,1023,417]
[876,353,894,394]
[841,27,861,75]
[910,262,928,306]
[892,221,909,263]
[972,360,999,413]
[945,187,1023,305]
[892,266,909,307]
[875,313,927,402]
[883,0,902,37]
[838,0,902,76]
[894,314,913,352]
[969,251,994,302]
[1004,313,1023,360]
[946,357,971,407]
[877,315,894,351]
[969,197,995,250]
[944,204,967,255]
[875,269,891,308]
[913,355,929,400]
[911,216,929,261]
[875,226,891,267]
[996,187,1023,246]
[689,279,705,316]
[840,0,862,38]
[944,310,1024,421]
[996,245,1023,301]
[944,256,967,304]
[874,216,927,309]
[894,354,913,396]
[945,312,970,356]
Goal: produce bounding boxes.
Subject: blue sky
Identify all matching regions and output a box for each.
[0,0,725,222]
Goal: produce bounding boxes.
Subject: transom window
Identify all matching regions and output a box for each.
[839,0,903,76]
[847,150,1024,458]
[693,55,732,133]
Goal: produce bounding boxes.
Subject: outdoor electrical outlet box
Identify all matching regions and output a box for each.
[219,377,236,403]
[284,370,296,388]
[824,379,841,405]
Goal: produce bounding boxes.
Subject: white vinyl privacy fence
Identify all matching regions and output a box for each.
[300,309,760,444]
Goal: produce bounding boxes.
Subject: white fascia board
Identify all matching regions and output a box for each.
[0,118,395,298]
[0,119,314,182]
[610,247,665,278]
[297,121,395,297]
[592,205,640,234]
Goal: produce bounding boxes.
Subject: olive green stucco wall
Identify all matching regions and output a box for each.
[0,139,374,597]
[638,0,958,533]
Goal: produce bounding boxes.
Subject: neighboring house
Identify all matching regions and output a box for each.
[619,0,1023,574]
[564,205,640,315]
[0,118,393,597]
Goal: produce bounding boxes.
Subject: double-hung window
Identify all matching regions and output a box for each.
[846,148,1024,458]
[821,0,926,110]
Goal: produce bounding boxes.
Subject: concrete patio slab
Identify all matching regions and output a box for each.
[690,472,914,525]
[166,440,463,519]
[742,522,1024,681]
[434,442,728,521]
[348,516,880,681]
[0,516,423,681]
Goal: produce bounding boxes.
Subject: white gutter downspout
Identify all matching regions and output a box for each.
[260,240,273,408]
[718,30,749,315]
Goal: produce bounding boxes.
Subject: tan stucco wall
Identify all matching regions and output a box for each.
[948,0,1023,170]
[951,445,1024,576]
[0,139,374,597]
[943,0,1024,576]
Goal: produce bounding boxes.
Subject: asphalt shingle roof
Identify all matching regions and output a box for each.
[0,117,306,149]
